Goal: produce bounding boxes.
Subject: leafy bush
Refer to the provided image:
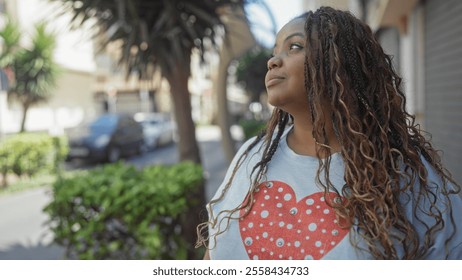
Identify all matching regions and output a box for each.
[236,47,272,103]
[44,161,203,260]
[51,135,69,176]
[239,118,266,140]
[0,133,68,187]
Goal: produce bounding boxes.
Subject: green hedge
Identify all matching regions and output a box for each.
[0,133,68,187]
[44,161,203,260]
[239,119,266,140]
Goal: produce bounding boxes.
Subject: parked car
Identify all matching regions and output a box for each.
[134,112,176,151]
[66,113,144,163]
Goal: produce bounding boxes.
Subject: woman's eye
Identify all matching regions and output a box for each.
[289,43,303,50]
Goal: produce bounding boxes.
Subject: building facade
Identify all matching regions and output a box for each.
[366,0,462,185]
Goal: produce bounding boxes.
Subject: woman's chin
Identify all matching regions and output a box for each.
[267,94,283,108]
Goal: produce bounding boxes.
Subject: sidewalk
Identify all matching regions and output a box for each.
[0,188,64,259]
[0,125,234,259]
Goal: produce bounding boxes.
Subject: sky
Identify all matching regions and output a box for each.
[246,0,304,48]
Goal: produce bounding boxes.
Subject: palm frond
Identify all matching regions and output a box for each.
[51,0,248,78]
[6,21,60,106]
[0,18,21,67]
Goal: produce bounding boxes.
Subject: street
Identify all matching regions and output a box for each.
[0,126,235,259]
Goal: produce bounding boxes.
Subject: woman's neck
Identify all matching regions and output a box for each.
[287,115,341,158]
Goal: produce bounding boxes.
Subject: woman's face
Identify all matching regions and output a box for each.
[265,18,307,113]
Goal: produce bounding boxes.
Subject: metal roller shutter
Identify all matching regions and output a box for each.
[425,0,462,184]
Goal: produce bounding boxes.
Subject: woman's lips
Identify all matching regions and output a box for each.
[266,76,285,87]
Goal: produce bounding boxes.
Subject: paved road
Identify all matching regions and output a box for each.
[0,126,238,259]
[0,188,63,259]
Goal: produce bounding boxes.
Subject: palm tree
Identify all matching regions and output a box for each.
[212,5,256,163]
[54,0,250,162]
[214,1,276,162]
[51,0,259,258]
[0,20,59,132]
[0,17,21,68]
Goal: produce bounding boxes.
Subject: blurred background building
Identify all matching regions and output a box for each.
[364,0,462,184]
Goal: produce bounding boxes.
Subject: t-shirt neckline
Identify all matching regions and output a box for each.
[279,125,341,162]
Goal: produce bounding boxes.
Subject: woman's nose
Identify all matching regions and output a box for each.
[267,55,281,70]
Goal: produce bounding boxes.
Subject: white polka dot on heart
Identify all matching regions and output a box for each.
[308,223,317,231]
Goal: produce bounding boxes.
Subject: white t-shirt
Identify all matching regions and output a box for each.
[207,126,462,259]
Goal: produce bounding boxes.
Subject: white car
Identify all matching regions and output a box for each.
[134,113,176,150]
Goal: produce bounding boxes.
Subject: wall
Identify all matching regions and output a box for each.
[424,0,462,183]
[4,69,97,134]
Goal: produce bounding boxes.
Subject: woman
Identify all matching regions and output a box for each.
[197,7,462,259]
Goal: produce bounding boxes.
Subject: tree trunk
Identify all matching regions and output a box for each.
[215,6,256,163]
[166,69,201,164]
[20,102,30,133]
[1,172,7,188]
[165,61,205,259]
[215,55,236,163]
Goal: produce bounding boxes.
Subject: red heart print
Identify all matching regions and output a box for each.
[239,180,349,260]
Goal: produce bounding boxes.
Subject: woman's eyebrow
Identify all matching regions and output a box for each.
[273,32,305,49]
[284,32,305,42]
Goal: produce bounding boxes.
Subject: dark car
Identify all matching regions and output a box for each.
[66,113,144,163]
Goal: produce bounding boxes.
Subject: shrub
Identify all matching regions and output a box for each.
[0,133,68,187]
[239,118,266,140]
[51,135,69,176]
[44,161,203,260]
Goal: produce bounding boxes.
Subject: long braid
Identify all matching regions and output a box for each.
[250,109,289,181]
[304,12,316,126]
